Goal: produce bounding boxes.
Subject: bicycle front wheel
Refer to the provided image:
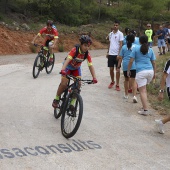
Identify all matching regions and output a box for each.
[46,54,55,74]
[32,54,42,78]
[54,93,64,119]
[61,92,83,138]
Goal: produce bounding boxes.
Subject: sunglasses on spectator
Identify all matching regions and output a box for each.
[114,25,119,26]
[147,26,151,27]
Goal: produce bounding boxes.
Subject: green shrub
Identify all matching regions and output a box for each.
[29,44,36,53]
[58,43,64,52]
[147,53,170,114]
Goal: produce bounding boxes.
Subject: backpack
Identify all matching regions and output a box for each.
[74,44,88,61]
[65,44,88,61]
[52,24,57,30]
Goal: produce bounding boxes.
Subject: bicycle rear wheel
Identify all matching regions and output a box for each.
[61,92,83,138]
[32,54,42,78]
[46,54,55,74]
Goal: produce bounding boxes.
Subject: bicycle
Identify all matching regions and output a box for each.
[54,74,93,138]
[32,44,55,78]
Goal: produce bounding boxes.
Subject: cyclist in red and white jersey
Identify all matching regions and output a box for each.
[52,35,97,109]
[31,20,59,62]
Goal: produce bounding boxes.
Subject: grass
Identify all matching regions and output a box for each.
[147,53,170,115]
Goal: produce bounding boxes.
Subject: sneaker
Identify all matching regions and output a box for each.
[116,85,120,91]
[159,53,163,55]
[138,110,149,116]
[52,99,59,108]
[133,96,138,103]
[128,89,132,93]
[163,51,165,55]
[108,82,115,89]
[49,57,54,63]
[155,120,164,134]
[123,95,128,99]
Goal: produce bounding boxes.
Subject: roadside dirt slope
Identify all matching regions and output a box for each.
[0,26,107,55]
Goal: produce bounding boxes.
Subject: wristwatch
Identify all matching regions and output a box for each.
[159,89,164,93]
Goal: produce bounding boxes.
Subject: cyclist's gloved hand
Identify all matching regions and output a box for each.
[60,70,66,75]
[93,78,98,84]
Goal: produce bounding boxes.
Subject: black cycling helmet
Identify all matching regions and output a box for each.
[79,35,92,46]
[47,20,53,26]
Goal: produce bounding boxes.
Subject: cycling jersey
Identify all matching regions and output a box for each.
[66,47,92,70]
[38,27,59,41]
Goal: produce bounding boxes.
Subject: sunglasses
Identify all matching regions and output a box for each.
[114,25,119,26]
[147,26,151,27]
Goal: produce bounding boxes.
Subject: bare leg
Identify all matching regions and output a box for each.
[128,78,132,90]
[124,77,129,96]
[109,67,114,83]
[56,77,68,97]
[162,115,170,124]
[138,85,148,110]
[162,46,165,53]
[131,78,137,96]
[116,69,120,86]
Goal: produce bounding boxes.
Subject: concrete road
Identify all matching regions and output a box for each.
[0,47,170,170]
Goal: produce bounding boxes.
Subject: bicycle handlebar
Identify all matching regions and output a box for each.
[60,73,93,84]
[34,44,43,47]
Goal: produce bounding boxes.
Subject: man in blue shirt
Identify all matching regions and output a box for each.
[156,25,166,55]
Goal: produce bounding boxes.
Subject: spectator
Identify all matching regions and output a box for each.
[106,27,114,40]
[130,30,140,45]
[107,20,124,91]
[127,35,156,115]
[165,24,170,52]
[162,23,169,52]
[155,59,170,134]
[127,30,139,94]
[117,34,138,103]
[123,27,131,45]
[145,23,153,48]
[156,25,166,55]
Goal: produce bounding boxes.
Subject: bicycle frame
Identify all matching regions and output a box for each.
[59,75,92,113]
[36,45,51,67]
[32,44,55,78]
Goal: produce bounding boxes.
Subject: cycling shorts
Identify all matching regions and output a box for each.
[65,67,81,77]
[45,40,54,47]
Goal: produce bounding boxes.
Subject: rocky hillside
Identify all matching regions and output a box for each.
[0,24,107,55]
